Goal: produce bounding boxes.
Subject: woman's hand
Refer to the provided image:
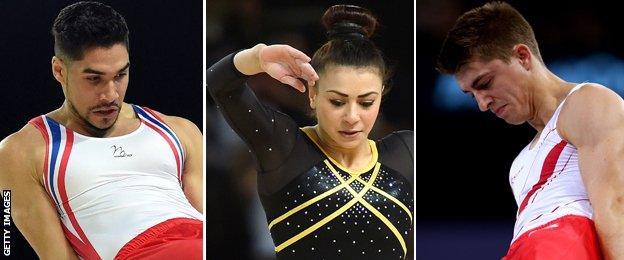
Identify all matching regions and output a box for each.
[234,44,319,92]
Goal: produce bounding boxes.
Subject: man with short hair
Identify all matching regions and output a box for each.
[438,2,623,259]
[0,2,203,259]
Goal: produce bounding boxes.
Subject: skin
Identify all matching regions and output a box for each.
[233,43,384,171]
[0,43,203,258]
[308,65,383,170]
[455,44,624,259]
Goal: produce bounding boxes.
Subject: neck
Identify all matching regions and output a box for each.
[526,68,575,132]
[313,125,372,171]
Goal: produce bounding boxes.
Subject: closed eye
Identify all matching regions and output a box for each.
[475,79,491,90]
[360,101,374,107]
[330,100,345,106]
[86,76,100,82]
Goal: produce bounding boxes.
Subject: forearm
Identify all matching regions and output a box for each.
[593,192,624,259]
[13,201,79,259]
[183,173,203,213]
[580,150,624,259]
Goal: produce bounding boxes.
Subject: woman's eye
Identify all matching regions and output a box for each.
[330,100,345,106]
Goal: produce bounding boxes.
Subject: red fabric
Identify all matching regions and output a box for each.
[518,140,567,215]
[503,215,603,260]
[115,218,203,260]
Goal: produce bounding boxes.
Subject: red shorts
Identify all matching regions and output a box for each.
[503,215,602,260]
[115,218,203,260]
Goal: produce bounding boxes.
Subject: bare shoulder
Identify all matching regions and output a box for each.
[0,124,46,183]
[149,110,201,134]
[558,83,624,145]
[0,124,45,159]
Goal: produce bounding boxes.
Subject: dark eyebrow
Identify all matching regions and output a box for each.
[327,90,348,97]
[327,90,379,98]
[82,62,130,75]
[357,91,379,98]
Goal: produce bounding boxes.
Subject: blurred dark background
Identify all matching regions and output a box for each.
[206,0,413,259]
[418,0,624,259]
[0,0,201,258]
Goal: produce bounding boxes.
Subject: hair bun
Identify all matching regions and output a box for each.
[322,5,378,40]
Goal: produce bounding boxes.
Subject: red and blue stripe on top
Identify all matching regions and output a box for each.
[28,104,186,259]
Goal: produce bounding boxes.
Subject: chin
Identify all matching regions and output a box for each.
[335,138,366,150]
[504,117,526,125]
[87,119,116,131]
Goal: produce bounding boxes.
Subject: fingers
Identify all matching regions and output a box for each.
[286,46,311,62]
[263,44,318,89]
[279,75,306,93]
[298,61,318,87]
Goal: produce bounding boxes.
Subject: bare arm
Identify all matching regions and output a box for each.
[559,84,624,259]
[157,113,203,213]
[0,127,78,259]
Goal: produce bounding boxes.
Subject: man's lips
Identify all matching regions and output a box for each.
[92,107,119,116]
[494,105,507,116]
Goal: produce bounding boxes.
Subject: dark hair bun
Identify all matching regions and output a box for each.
[322,5,378,40]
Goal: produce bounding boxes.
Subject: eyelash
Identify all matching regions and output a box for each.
[329,100,374,107]
[87,76,100,82]
[330,100,344,106]
[114,73,127,81]
[477,79,491,90]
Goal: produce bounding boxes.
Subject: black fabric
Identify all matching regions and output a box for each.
[207,52,414,259]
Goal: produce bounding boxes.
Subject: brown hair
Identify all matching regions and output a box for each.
[311,5,390,95]
[436,1,543,74]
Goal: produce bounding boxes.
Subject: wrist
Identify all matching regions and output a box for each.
[234,43,266,75]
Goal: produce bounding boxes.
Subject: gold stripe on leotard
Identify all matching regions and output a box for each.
[357,179,413,221]
[301,127,378,176]
[268,165,359,230]
[274,163,380,252]
[271,128,411,254]
[332,163,407,257]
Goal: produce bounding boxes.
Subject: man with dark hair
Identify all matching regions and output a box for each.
[438,2,622,259]
[0,2,203,259]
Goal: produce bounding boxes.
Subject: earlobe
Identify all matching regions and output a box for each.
[513,44,532,70]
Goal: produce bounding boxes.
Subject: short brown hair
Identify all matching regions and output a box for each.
[436,2,542,74]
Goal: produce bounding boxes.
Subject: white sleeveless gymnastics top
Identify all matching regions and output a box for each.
[29,104,203,259]
[508,83,593,243]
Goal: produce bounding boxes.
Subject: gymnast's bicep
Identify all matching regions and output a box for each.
[0,128,78,259]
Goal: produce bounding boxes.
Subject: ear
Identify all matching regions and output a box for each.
[52,56,67,86]
[308,86,317,109]
[512,44,533,70]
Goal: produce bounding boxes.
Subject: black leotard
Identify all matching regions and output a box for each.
[207,53,414,259]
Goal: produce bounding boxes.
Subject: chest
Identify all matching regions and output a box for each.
[263,160,413,258]
[509,129,576,200]
[41,127,179,197]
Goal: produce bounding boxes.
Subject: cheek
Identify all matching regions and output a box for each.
[316,104,340,122]
[67,82,90,103]
[362,106,380,124]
